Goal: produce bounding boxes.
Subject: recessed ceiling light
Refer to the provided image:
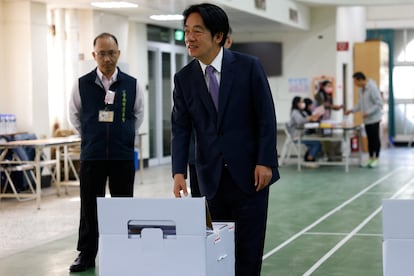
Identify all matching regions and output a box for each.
[91,1,138,9]
[150,14,184,21]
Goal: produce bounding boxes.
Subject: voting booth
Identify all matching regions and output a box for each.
[382,199,414,276]
[97,197,235,276]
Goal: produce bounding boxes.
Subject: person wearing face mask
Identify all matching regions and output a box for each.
[314,80,343,161]
[315,80,343,120]
[286,96,322,167]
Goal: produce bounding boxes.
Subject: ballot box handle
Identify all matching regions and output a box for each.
[127,219,176,239]
[217,254,228,262]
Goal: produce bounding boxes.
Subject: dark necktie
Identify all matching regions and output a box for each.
[205,65,219,110]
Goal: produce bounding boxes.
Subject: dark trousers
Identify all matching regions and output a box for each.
[189,163,201,197]
[207,167,269,276]
[77,160,135,259]
[365,121,381,158]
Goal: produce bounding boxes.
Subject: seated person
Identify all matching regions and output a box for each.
[303,98,317,135]
[303,97,314,116]
[286,96,322,163]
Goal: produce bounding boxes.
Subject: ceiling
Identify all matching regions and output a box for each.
[29,0,414,33]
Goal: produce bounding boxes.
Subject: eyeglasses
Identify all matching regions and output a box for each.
[95,50,119,58]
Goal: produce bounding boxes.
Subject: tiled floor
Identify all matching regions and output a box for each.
[1,146,414,275]
[0,164,173,259]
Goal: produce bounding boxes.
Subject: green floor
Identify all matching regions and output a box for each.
[0,147,413,275]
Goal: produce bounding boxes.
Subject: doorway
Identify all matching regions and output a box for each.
[147,43,188,166]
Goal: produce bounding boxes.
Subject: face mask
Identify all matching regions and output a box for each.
[325,87,333,93]
[298,102,305,109]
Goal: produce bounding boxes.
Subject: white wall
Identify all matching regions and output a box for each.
[218,0,310,30]
[235,6,337,123]
[77,10,94,60]
[367,5,414,29]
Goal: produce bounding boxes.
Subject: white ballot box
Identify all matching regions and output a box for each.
[382,199,414,276]
[97,197,235,276]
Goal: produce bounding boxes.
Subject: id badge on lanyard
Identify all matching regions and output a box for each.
[99,90,115,122]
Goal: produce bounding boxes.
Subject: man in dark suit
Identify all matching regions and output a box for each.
[171,3,280,275]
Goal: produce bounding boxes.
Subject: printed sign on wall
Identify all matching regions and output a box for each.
[288,78,309,94]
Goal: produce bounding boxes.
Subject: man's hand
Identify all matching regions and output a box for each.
[173,173,188,198]
[254,165,272,192]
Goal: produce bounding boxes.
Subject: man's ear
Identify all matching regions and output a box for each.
[214,32,224,45]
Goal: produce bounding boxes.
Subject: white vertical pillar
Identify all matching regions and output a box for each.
[48,8,80,130]
[48,8,66,130]
[335,6,366,122]
[2,1,49,136]
[31,2,49,137]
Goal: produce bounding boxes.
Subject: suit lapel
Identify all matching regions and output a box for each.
[189,60,218,118]
[217,49,236,127]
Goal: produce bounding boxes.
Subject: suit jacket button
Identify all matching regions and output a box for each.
[224,163,228,167]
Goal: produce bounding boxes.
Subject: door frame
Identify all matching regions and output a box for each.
[147,42,188,166]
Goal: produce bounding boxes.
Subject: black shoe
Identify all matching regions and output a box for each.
[304,150,309,162]
[69,254,95,272]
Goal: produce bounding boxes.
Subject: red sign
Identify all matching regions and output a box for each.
[336,41,349,51]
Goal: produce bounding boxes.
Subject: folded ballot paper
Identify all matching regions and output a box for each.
[97,197,235,276]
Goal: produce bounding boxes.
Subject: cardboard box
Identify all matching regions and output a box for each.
[383,239,414,276]
[382,199,414,240]
[97,197,235,276]
[382,199,414,276]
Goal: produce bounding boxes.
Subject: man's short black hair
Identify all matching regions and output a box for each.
[183,3,230,47]
[353,71,366,80]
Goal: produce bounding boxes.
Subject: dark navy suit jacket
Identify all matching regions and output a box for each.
[171,49,280,199]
